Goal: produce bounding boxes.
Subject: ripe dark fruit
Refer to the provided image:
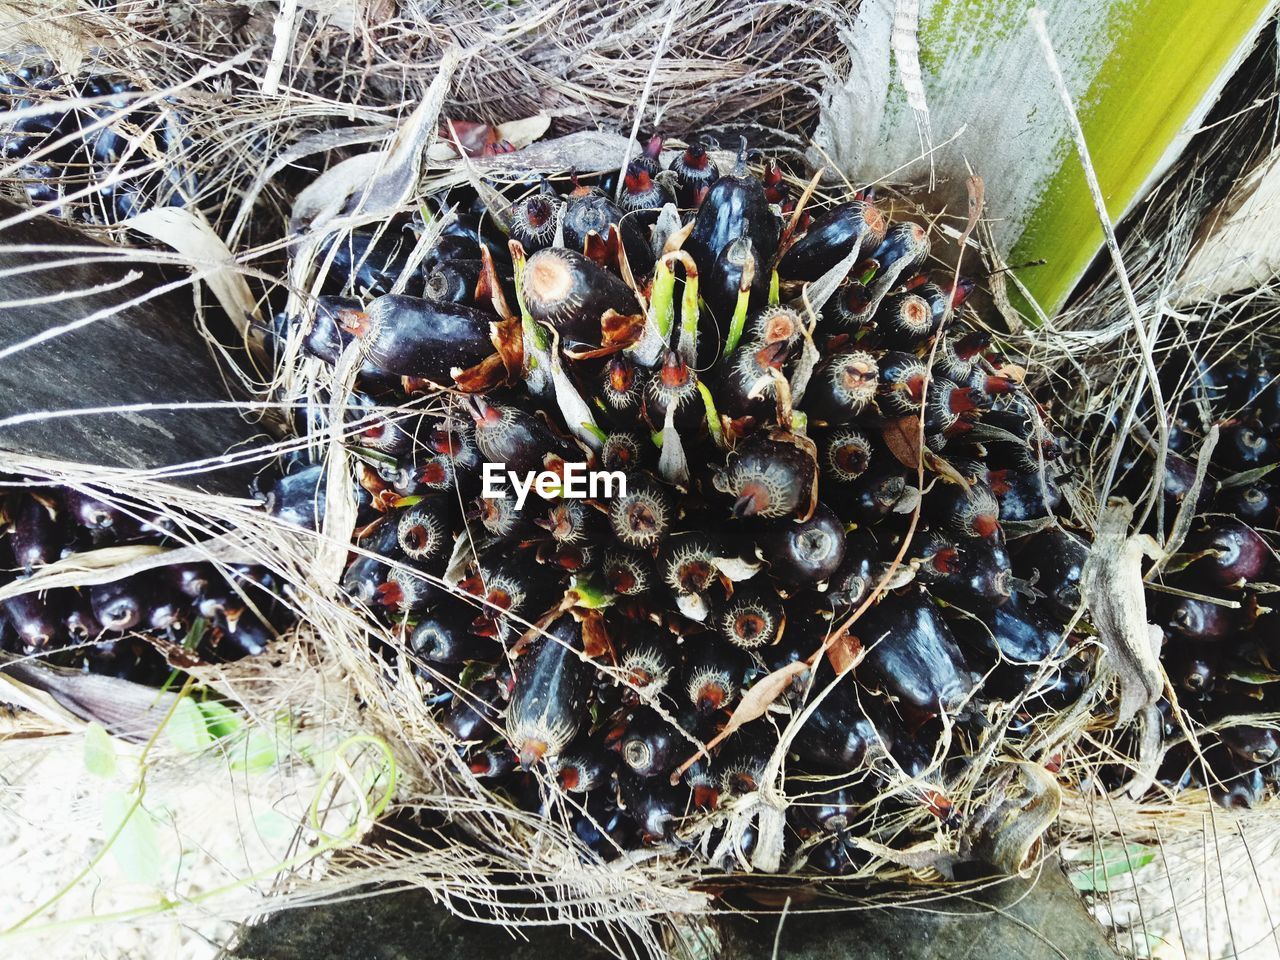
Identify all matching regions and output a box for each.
[411,604,494,664]
[778,200,886,282]
[714,436,816,520]
[855,590,975,720]
[64,593,103,641]
[322,228,429,297]
[1207,745,1265,810]
[538,498,599,546]
[876,292,937,345]
[935,330,990,384]
[601,431,654,473]
[444,680,503,743]
[618,773,683,843]
[476,495,534,540]
[683,641,749,712]
[1162,643,1219,696]
[820,426,874,483]
[1219,725,1280,765]
[608,475,673,550]
[521,247,640,348]
[1219,483,1276,527]
[555,747,615,793]
[825,531,879,613]
[602,548,657,597]
[1161,594,1236,643]
[3,592,63,649]
[702,237,756,355]
[11,493,60,570]
[245,139,1094,863]
[303,295,362,364]
[670,141,719,208]
[562,190,623,252]
[619,707,683,777]
[509,194,560,252]
[619,161,670,212]
[927,480,1002,541]
[396,497,452,565]
[469,747,517,780]
[686,139,779,303]
[714,583,784,649]
[715,339,790,423]
[842,463,908,523]
[876,351,928,416]
[597,354,645,426]
[467,397,564,476]
[90,577,150,632]
[424,259,483,305]
[793,680,882,771]
[1012,528,1088,621]
[763,503,846,588]
[377,564,439,617]
[871,221,930,278]
[992,468,1061,522]
[916,533,1012,609]
[804,352,879,425]
[616,628,675,702]
[1185,518,1269,587]
[343,524,400,605]
[644,350,704,434]
[506,615,593,768]
[350,295,495,385]
[1217,422,1276,472]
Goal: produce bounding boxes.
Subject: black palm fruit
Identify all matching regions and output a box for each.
[257,140,1090,861]
[0,67,197,224]
[506,614,593,768]
[0,479,292,686]
[778,200,886,282]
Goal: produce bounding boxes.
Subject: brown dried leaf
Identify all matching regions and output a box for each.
[924,450,971,489]
[582,224,625,274]
[670,659,810,784]
[579,608,615,663]
[883,416,923,470]
[661,220,696,255]
[451,353,507,393]
[479,244,515,321]
[490,318,524,380]
[826,632,863,675]
[291,48,461,233]
[960,175,985,250]
[993,362,1027,384]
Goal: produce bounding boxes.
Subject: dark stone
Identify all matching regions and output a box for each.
[230,860,1120,960]
[0,200,268,495]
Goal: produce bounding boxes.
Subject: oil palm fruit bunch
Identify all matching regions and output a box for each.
[0,63,196,223]
[1107,350,1280,809]
[0,480,289,685]
[278,135,1087,870]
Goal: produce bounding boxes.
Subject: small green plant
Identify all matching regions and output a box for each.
[1070,843,1157,893]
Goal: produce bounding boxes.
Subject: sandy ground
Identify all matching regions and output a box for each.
[0,713,334,960]
[1068,801,1280,960]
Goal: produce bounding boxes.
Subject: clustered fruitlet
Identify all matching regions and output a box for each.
[0,65,196,224]
[0,482,289,683]
[1108,352,1280,809]
[273,133,1092,871]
